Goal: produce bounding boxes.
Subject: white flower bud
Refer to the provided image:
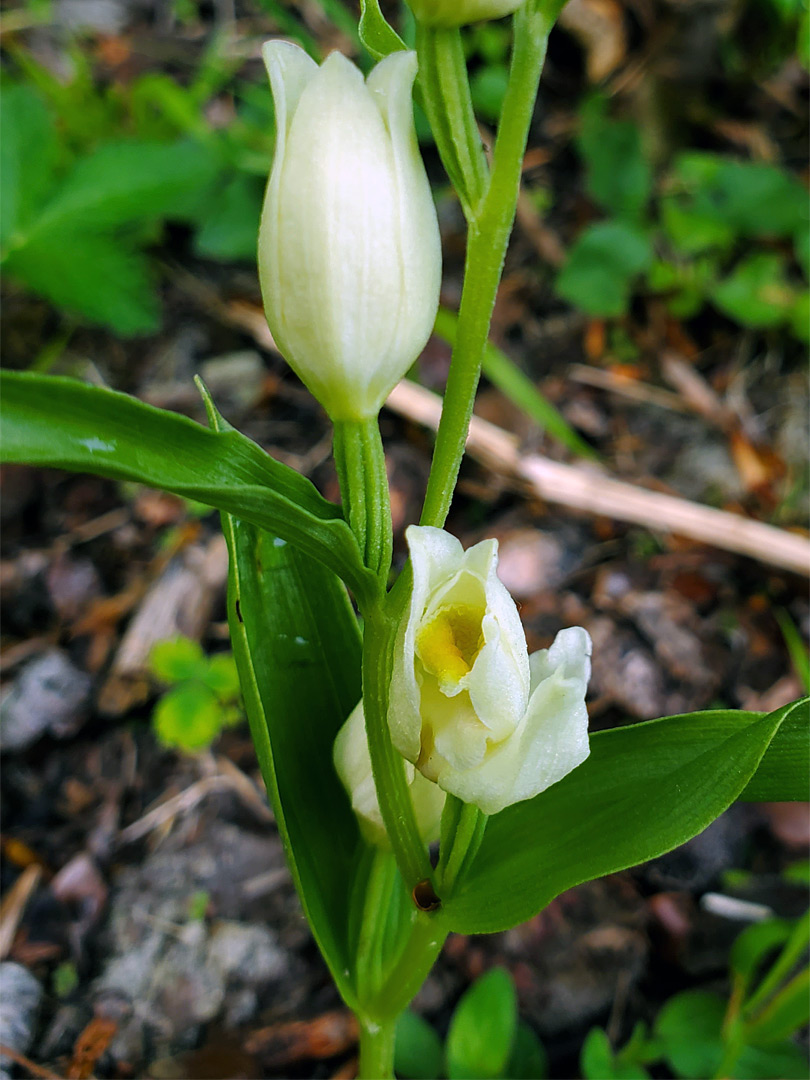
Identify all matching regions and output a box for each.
[407,0,525,27]
[258,42,442,421]
[389,526,591,815]
[334,699,446,848]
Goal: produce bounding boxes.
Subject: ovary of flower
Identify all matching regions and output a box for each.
[389,526,592,816]
[334,700,446,849]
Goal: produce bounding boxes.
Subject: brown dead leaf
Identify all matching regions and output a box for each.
[1,837,48,870]
[584,318,606,361]
[67,1018,118,1080]
[559,0,627,82]
[245,1011,358,1068]
[728,430,786,504]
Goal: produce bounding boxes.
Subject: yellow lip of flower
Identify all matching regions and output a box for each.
[416,604,485,687]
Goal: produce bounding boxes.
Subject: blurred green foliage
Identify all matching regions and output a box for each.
[555,95,809,339]
[581,908,810,1080]
[1,34,274,333]
[149,636,242,752]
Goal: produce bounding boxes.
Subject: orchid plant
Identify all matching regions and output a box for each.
[1,2,807,1077]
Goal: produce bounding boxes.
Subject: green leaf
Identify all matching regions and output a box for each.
[737,697,808,801]
[3,227,161,335]
[432,307,597,460]
[203,654,241,701]
[0,83,59,250]
[735,1042,809,1079]
[394,1010,444,1080]
[556,221,652,318]
[655,990,725,1078]
[29,139,219,235]
[153,682,224,751]
[194,173,264,262]
[202,374,369,1009]
[446,967,517,1080]
[149,637,207,683]
[578,98,652,222]
[671,154,809,241]
[507,1022,548,1079]
[711,253,796,329]
[221,518,365,1007]
[730,919,793,991]
[790,290,810,343]
[359,0,407,62]
[661,194,737,255]
[441,700,804,934]
[0,372,376,606]
[581,1029,650,1080]
[745,968,810,1045]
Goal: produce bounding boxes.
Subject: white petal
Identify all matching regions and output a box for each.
[389,526,464,762]
[334,699,444,847]
[435,627,592,815]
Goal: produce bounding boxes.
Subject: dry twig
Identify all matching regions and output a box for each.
[385,380,810,577]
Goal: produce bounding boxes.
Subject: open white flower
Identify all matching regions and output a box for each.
[334,699,446,849]
[388,526,591,815]
[258,42,441,421]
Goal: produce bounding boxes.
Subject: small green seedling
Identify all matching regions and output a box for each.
[149,636,241,752]
[395,967,548,1080]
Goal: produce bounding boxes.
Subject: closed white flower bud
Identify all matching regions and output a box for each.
[389,526,591,816]
[407,0,525,27]
[258,42,442,421]
[334,699,446,848]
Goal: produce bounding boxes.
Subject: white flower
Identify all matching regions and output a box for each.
[258,42,441,422]
[334,699,446,849]
[388,526,591,815]
[407,0,525,28]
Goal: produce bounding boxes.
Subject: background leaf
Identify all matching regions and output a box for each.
[394,1010,445,1080]
[0,82,59,249]
[445,967,517,1080]
[441,701,804,934]
[3,226,161,335]
[578,97,652,222]
[555,221,652,317]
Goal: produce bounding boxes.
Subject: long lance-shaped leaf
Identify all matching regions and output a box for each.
[201,369,368,1005]
[442,698,807,935]
[0,371,376,607]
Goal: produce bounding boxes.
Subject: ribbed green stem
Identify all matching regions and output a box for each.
[362,607,435,893]
[437,796,487,895]
[333,417,392,582]
[419,6,553,530]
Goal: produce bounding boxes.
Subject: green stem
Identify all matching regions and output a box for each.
[437,796,487,895]
[362,607,435,893]
[376,911,448,1019]
[357,1014,397,1080]
[355,850,398,998]
[419,6,553,530]
[415,25,489,219]
[333,417,392,582]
